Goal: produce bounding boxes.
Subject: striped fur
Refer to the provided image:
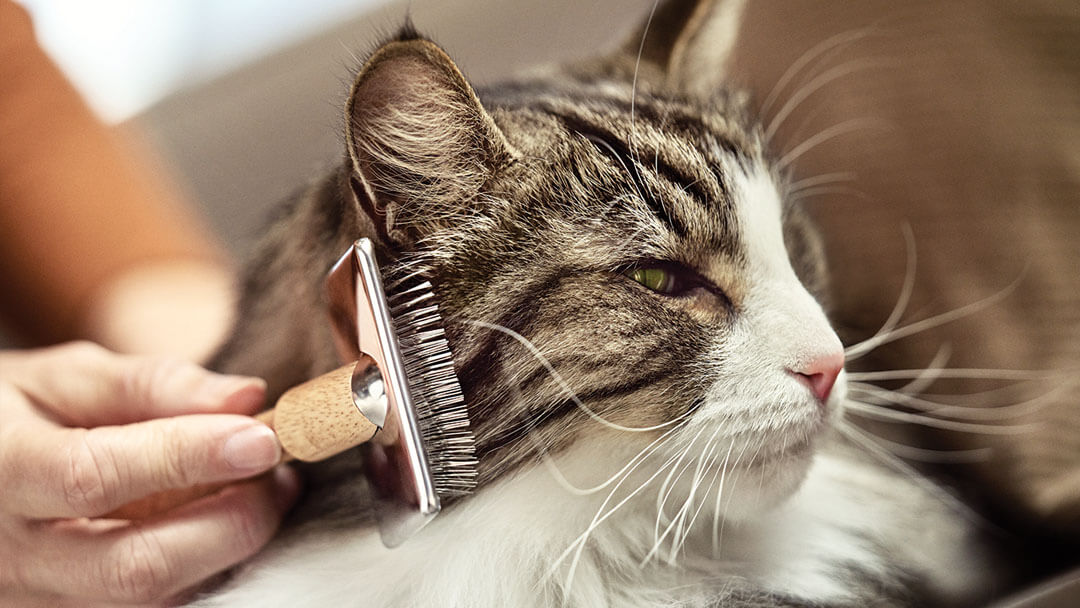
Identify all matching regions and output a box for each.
[204,2,999,606]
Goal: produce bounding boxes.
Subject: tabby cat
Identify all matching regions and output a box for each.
[200,1,1002,605]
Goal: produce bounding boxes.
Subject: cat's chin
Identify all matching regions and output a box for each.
[720,438,819,521]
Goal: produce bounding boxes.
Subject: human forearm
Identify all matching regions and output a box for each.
[0,0,232,358]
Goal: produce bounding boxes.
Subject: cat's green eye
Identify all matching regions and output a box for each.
[629,268,677,294]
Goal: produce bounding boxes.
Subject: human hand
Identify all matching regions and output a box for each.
[0,342,301,606]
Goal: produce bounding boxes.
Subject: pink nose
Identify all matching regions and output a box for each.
[790,353,844,403]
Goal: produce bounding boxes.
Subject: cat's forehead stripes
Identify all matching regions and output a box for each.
[489,80,762,264]
[561,115,695,241]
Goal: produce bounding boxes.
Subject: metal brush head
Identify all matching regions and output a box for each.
[387,279,478,498]
[325,238,477,547]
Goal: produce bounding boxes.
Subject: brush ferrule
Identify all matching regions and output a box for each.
[351,355,389,429]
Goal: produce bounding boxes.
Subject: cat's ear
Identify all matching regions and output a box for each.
[619,0,746,97]
[345,33,513,247]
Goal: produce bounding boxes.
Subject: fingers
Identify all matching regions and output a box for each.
[5,341,266,427]
[19,467,301,605]
[0,414,282,519]
[0,343,292,605]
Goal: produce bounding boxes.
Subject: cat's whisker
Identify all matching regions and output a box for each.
[891,343,952,397]
[844,272,1025,360]
[847,378,1073,422]
[652,427,722,565]
[838,343,949,419]
[653,426,709,550]
[775,117,891,172]
[842,398,1041,435]
[550,423,689,575]
[846,368,1065,382]
[646,144,678,228]
[713,443,751,557]
[785,171,857,194]
[710,442,735,557]
[838,425,992,464]
[674,432,729,560]
[842,224,919,360]
[626,0,660,174]
[917,380,1053,408]
[537,409,696,496]
[648,429,691,539]
[835,423,1005,534]
[760,27,877,116]
[643,466,695,565]
[649,473,696,565]
[580,134,663,231]
[786,185,871,204]
[583,138,640,201]
[464,319,683,432]
[765,58,894,142]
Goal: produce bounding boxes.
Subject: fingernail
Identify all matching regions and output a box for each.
[222,424,281,473]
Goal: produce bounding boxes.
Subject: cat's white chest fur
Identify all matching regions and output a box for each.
[193,441,991,607]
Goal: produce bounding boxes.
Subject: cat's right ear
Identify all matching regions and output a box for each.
[344,33,514,248]
[618,0,747,98]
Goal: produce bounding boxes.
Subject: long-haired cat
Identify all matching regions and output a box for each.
[201,1,1005,605]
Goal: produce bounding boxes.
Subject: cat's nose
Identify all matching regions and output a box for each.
[790,352,844,403]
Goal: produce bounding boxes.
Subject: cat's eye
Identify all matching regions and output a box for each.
[624,263,732,308]
[625,265,704,297]
[629,268,677,293]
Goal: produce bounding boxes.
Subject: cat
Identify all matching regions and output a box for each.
[200,1,1005,605]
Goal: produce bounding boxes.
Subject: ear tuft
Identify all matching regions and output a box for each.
[345,35,511,247]
[392,17,421,43]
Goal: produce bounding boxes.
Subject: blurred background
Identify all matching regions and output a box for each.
[19,0,391,123]
[16,0,657,255]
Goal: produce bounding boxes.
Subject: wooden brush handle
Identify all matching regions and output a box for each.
[108,362,383,519]
[265,362,380,462]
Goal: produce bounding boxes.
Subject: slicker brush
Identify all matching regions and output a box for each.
[113,238,477,548]
[272,237,478,546]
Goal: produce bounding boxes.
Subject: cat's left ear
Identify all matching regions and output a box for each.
[618,0,747,97]
[345,32,514,247]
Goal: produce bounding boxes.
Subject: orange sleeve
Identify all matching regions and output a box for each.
[0,0,225,345]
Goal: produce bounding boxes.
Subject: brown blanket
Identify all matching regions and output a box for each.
[725,0,1079,542]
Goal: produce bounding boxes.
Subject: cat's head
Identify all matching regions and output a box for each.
[343,0,844,516]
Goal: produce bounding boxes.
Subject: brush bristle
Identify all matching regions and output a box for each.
[388,278,478,498]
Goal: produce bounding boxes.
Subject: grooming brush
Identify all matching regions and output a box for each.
[112,238,477,548]
[275,237,477,546]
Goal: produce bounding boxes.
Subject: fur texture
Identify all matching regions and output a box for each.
[202,1,1004,605]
